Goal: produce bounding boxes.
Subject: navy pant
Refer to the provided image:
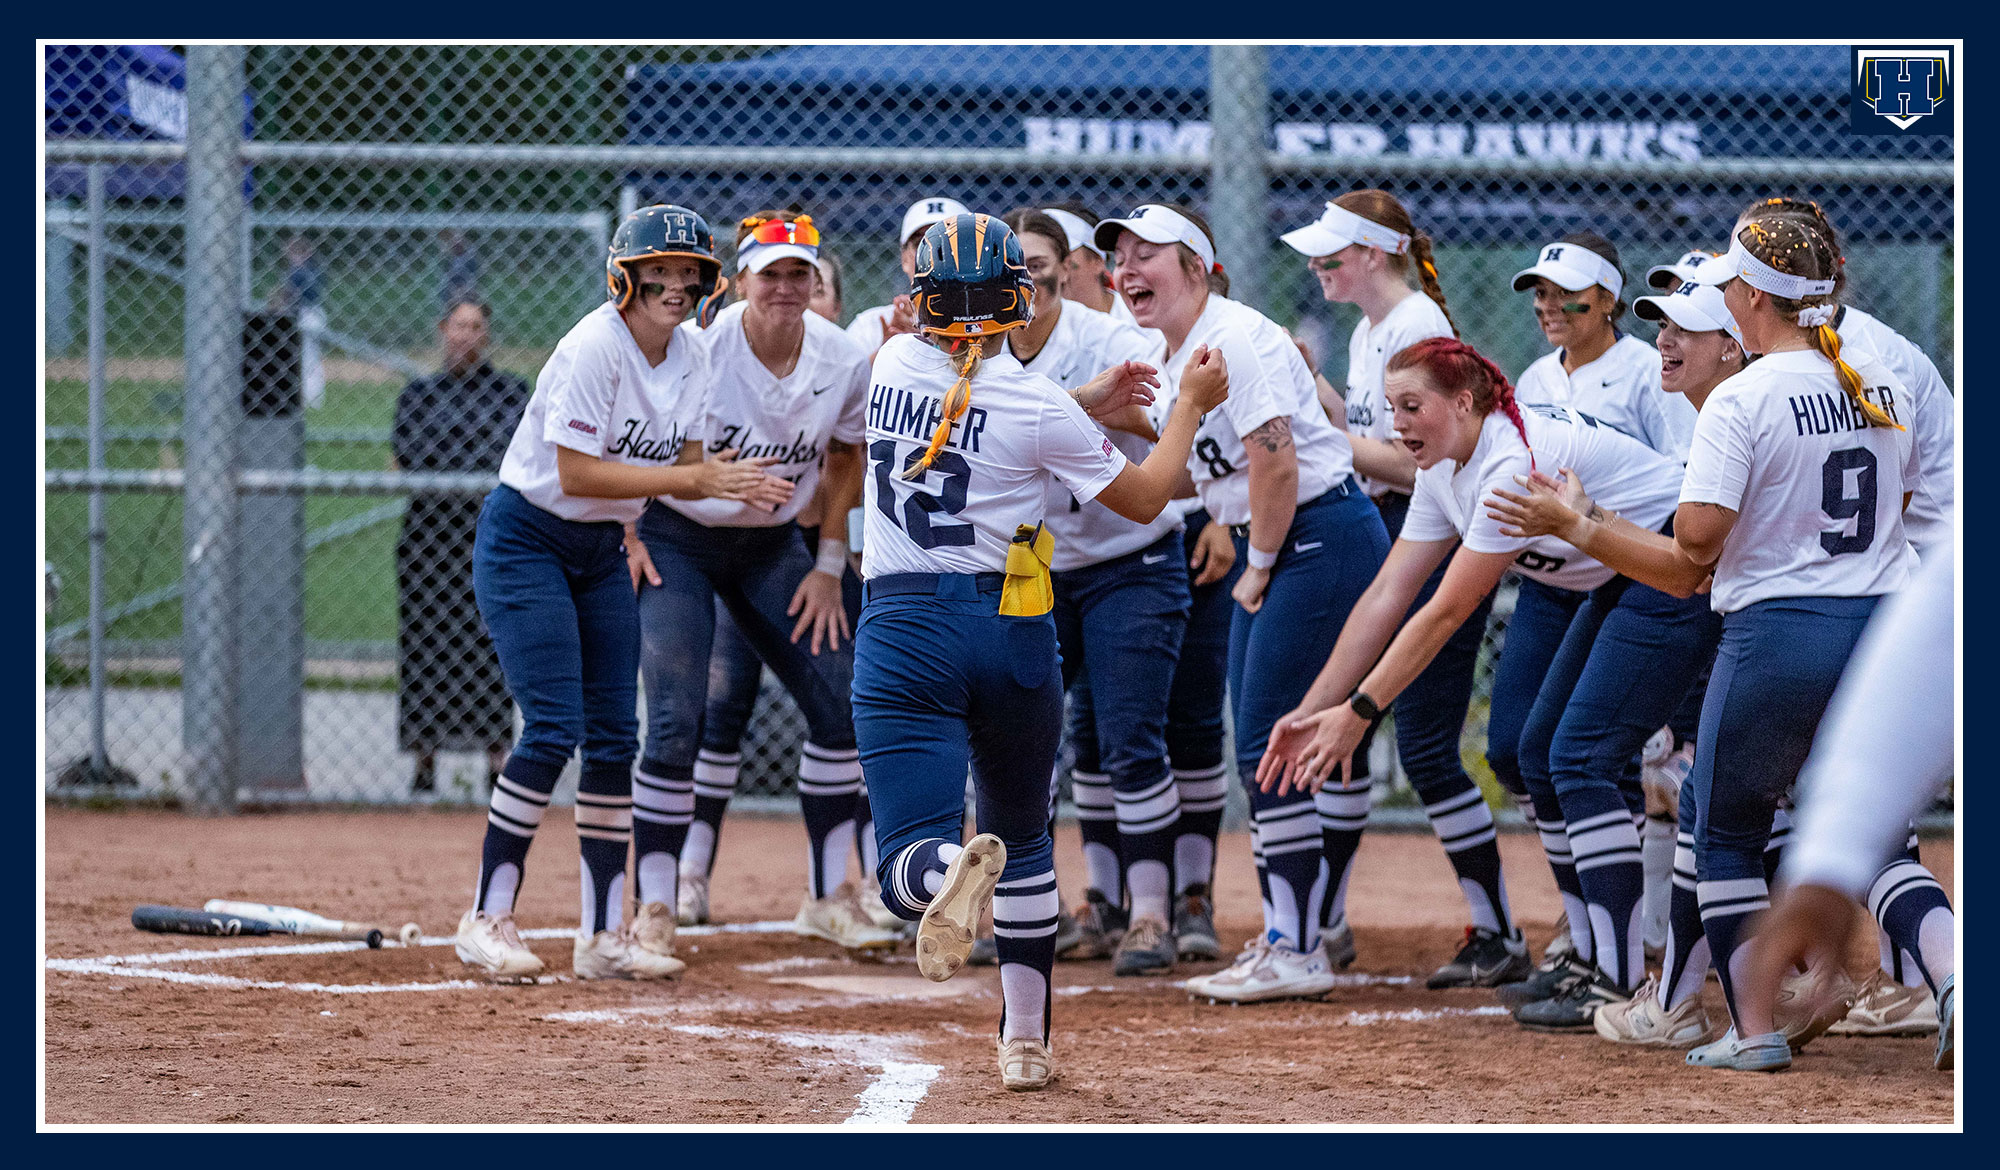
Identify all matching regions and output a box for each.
[1227,483,1389,950]
[1485,576,1587,798]
[1165,509,1238,778]
[1693,595,1880,1025]
[472,485,638,771]
[1517,574,1722,988]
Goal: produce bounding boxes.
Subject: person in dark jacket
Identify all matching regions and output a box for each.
[392,299,532,792]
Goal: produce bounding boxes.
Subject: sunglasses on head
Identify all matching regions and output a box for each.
[742,215,821,249]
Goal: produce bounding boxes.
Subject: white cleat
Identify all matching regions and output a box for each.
[1593,976,1717,1048]
[454,910,544,982]
[917,834,1006,982]
[574,924,685,980]
[794,884,902,952]
[858,875,906,932]
[632,901,681,966]
[677,872,711,927]
[998,1036,1057,1091]
[1827,971,1938,1036]
[1184,933,1336,1004]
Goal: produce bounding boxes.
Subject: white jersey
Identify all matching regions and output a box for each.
[1516,334,1697,462]
[497,302,708,525]
[1013,301,1176,571]
[666,307,870,528]
[1158,295,1354,527]
[1680,349,1918,614]
[1407,405,1683,592]
[861,334,1128,579]
[845,304,897,354]
[1345,293,1455,494]
[1835,307,1955,558]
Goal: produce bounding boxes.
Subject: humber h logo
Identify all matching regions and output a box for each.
[1851,47,1953,135]
[926,201,948,215]
[1543,246,1564,263]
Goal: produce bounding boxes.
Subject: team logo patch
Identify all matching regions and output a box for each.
[1101,438,1115,459]
[567,419,598,436]
[1851,46,1953,135]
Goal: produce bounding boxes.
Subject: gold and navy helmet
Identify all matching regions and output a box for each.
[606,204,721,309]
[910,213,1034,340]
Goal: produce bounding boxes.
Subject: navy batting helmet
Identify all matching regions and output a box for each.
[911,213,1034,340]
[607,204,721,310]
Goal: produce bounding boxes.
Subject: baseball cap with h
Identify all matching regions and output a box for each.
[1512,240,1623,300]
[1633,280,1745,350]
[901,197,970,246]
[1092,204,1217,272]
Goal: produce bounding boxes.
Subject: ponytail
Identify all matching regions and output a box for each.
[1807,322,1902,431]
[904,339,981,479]
[1407,231,1459,339]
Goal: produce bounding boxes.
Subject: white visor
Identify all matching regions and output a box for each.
[1645,250,1719,290]
[900,197,970,245]
[1042,208,1101,258]
[737,242,818,274]
[1279,201,1410,258]
[1633,281,1745,350]
[1093,205,1216,272]
[1691,236,1837,301]
[1511,241,1623,301]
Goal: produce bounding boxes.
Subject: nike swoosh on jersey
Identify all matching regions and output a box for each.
[812,383,834,396]
[1142,553,1170,564]
[1293,540,1324,552]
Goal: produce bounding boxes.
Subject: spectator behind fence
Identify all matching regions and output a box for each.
[391,299,532,793]
[269,234,328,408]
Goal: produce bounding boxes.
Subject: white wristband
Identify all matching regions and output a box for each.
[1247,544,1278,571]
[814,538,849,578]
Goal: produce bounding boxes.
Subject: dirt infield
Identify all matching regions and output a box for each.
[43,808,1955,1125]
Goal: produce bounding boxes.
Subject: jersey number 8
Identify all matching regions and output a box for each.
[870,439,975,550]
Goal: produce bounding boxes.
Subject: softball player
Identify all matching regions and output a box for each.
[1093,203,1388,1003]
[846,196,970,357]
[998,208,1187,976]
[626,211,898,953]
[1042,203,1118,315]
[1746,546,1956,1072]
[1280,191,1524,988]
[854,213,1226,1090]
[1645,250,1718,295]
[456,204,790,981]
[1256,338,1699,1029]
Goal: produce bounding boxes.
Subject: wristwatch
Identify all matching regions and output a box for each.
[1347,689,1384,722]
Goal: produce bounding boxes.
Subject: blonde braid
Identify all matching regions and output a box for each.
[1808,321,1901,430]
[903,340,981,479]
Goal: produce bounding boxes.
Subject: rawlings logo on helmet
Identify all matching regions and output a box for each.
[910,213,1035,340]
[606,204,723,310]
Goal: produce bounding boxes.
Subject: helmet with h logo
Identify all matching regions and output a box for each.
[606,204,721,309]
[910,213,1035,340]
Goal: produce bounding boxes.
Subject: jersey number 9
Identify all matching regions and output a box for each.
[1820,447,1878,556]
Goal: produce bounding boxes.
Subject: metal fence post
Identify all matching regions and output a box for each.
[181,45,247,813]
[1209,45,1269,313]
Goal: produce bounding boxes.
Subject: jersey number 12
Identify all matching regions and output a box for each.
[870,439,975,550]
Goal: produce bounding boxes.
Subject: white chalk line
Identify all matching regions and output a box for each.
[1169,971,1414,991]
[1338,1005,1511,1026]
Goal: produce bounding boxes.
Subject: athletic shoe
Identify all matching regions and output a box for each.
[1173,886,1222,961]
[631,900,679,963]
[858,876,905,932]
[1066,888,1128,961]
[1543,912,1575,963]
[1427,926,1531,989]
[1936,974,1955,1072]
[1323,917,1357,970]
[1773,968,1858,1051]
[676,872,710,927]
[794,884,902,952]
[998,1036,1056,1091]
[1827,971,1939,1036]
[1686,1027,1792,1072]
[1185,933,1336,1004]
[1113,915,1177,976]
[574,924,685,980]
[1052,909,1083,958]
[1593,977,1718,1048]
[454,910,544,981]
[1515,967,1629,1031]
[916,834,1006,982]
[1495,952,1592,1008]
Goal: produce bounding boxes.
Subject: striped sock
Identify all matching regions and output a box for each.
[632,763,694,912]
[879,838,959,921]
[1660,828,1709,1011]
[1255,800,1325,952]
[1424,785,1510,935]
[1070,770,1123,903]
[1171,764,1228,895]
[1529,789,1591,963]
[854,785,880,878]
[682,748,740,880]
[1697,875,1770,1028]
[1763,804,1791,885]
[798,742,862,901]
[994,869,1061,1044]
[475,756,561,916]
[1113,771,1180,923]
[575,762,635,935]
[1567,806,1646,990]
[1313,781,1371,933]
[1869,858,1954,996]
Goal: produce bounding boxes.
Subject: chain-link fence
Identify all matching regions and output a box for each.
[44,44,1954,811]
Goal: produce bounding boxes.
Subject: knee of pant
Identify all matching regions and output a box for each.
[1547,730,1619,800]
[581,718,639,766]
[996,830,1054,882]
[797,699,858,754]
[1404,762,1477,808]
[512,719,582,768]
[1485,744,1522,795]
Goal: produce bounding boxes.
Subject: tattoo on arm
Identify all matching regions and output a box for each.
[1686,501,1729,512]
[1244,417,1294,454]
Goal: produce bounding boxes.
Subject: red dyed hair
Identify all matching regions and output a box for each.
[1385,336,1530,452]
